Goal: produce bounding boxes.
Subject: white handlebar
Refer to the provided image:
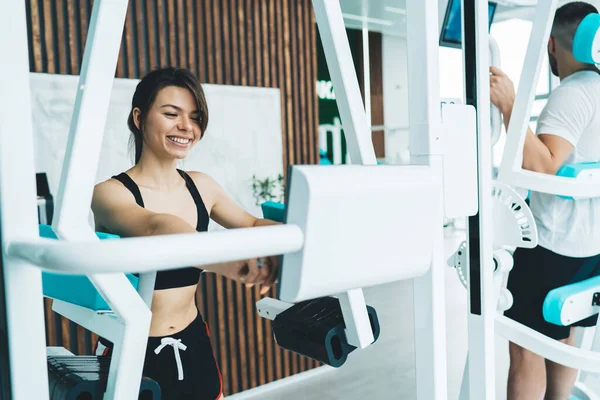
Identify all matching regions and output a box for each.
[490,35,503,147]
[8,225,304,274]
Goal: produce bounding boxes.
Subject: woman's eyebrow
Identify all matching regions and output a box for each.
[160,104,199,114]
[159,104,182,110]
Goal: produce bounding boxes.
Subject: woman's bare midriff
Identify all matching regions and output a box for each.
[149,284,199,337]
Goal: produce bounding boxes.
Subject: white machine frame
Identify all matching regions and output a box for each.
[494,2,600,399]
[314,1,488,399]
[0,1,483,400]
[452,1,600,400]
[445,1,499,399]
[498,0,600,199]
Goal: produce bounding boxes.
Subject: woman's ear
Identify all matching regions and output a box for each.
[132,107,142,130]
[548,36,556,54]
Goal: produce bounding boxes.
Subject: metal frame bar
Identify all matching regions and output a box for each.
[0,1,50,398]
[9,226,304,274]
[406,0,444,159]
[311,0,377,166]
[52,0,128,240]
[496,1,598,199]
[461,0,497,398]
[497,315,600,373]
[405,0,448,399]
[362,23,372,131]
[311,0,377,350]
[0,238,10,400]
[45,1,151,398]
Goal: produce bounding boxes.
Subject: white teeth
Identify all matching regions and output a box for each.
[168,137,191,144]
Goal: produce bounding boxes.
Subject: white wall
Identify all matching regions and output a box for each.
[381,34,467,165]
[29,73,284,228]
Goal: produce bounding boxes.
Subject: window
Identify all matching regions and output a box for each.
[439,47,465,101]
[490,18,553,167]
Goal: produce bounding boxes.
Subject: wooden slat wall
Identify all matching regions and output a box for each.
[352,31,385,158]
[369,32,385,159]
[26,0,319,396]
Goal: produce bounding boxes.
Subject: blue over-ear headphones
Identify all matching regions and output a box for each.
[572,13,600,64]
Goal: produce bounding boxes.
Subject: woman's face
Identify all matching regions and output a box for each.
[134,86,203,160]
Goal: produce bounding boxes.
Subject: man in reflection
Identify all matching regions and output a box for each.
[490,2,600,399]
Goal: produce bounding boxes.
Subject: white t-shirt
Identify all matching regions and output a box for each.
[529,70,600,257]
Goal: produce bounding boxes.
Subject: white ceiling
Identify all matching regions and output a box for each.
[339,0,600,37]
[338,0,408,37]
[337,0,541,37]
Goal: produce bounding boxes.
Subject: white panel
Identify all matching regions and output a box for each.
[278,165,440,302]
[441,103,478,218]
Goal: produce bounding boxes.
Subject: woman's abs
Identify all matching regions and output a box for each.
[150,285,198,336]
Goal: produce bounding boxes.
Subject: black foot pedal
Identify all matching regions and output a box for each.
[47,355,160,400]
[272,296,380,368]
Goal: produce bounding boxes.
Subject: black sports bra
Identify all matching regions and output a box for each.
[112,170,209,290]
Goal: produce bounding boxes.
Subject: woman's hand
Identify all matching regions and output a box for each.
[490,66,516,116]
[257,256,280,295]
[218,256,279,295]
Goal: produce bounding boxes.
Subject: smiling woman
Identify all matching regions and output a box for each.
[17,0,319,396]
[126,68,209,165]
[91,67,281,400]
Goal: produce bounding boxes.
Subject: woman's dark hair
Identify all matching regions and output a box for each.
[127,67,209,164]
[552,2,599,51]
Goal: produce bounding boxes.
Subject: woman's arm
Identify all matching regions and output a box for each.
[92,179,197,237]
[187,172,281,293]
[92,179,268,289]
[187,171,280,229]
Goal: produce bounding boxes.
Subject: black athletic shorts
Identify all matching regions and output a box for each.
[505,245,600,340]
[97,310,222,400]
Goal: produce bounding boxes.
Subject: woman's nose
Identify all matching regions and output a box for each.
[178,116,192,132]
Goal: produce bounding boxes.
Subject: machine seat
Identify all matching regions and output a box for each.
[543,275,600,326]
[39,224,139,312]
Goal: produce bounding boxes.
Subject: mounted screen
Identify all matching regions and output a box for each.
[440,0,498,49]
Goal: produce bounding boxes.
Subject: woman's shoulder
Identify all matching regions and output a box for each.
[92,175,132,203]
[182,171,226,206]
[184,170,219,188]
[95,175,124,190]
[95,168,136,190]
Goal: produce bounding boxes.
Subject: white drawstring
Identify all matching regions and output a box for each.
[154,337,188,380]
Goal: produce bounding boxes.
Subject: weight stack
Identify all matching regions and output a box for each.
[47,355,161,400]
[271,296,380,368]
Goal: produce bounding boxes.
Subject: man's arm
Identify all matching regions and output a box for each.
[499,109,574,175]
[490,66,577,175]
